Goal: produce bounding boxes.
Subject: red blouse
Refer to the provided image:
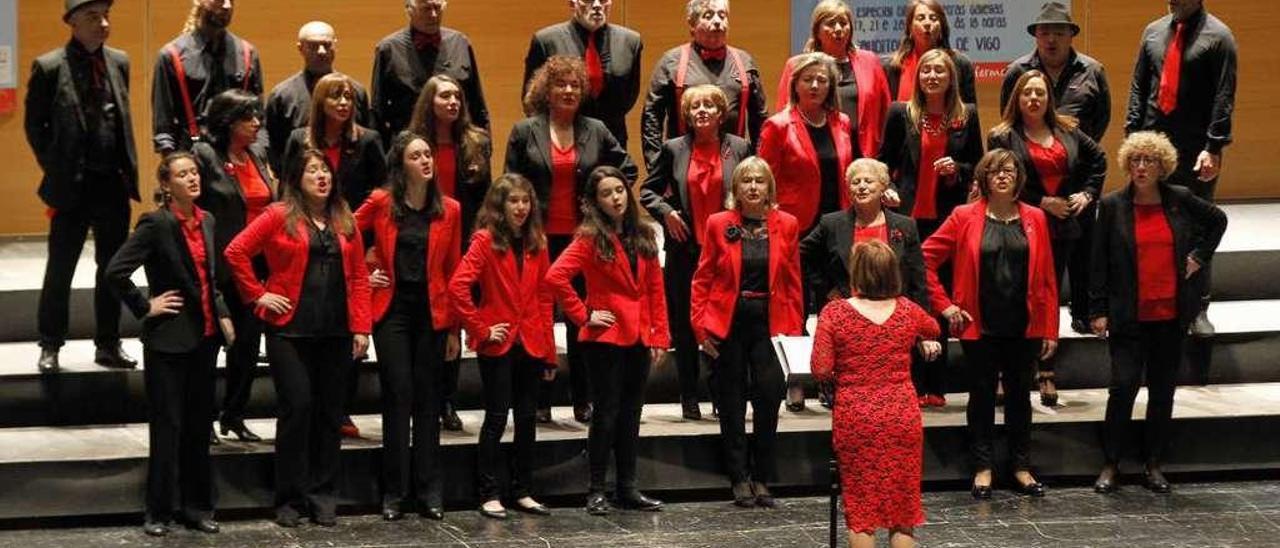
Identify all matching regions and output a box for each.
[896,51,920,102]
[912,116,947,220]
[435,143,457,198]
[686,140,724,244]
[546,141,578,235]
[324,144,342,175]
[1026,138,1068,197]
[229,160,271,225]
[1134,204,1177,321]
[853,223,888,244]
[172,205,215,336]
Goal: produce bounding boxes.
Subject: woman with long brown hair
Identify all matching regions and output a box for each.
[282,72,386,210]
[881,0,977,105]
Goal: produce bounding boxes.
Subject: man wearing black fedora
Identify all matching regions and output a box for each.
[25,0,140,373]
[1000,1,1111,340]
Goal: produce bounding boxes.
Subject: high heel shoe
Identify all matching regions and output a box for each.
[1014,479,1046,497]
[970,484,992,500]
[219,420,262,442]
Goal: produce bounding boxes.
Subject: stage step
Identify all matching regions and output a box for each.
[1,383,1278,521]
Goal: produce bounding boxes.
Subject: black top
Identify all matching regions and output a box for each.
[979,216,1029,337]
[67,40,123,172]
[512,236,525,274]
[151,30,264,153]
[806,122,842,220]
[1001,49,1112,143]
[280,221,348,336]
[395,204,432,284]
[739,216,769,293]
[832,58,859,135]
[371,27,490,147]
[1125,8,1237,157]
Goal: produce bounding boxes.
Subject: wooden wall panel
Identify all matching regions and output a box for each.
[0,0,1274,235]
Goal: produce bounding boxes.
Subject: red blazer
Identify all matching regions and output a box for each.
[690,209,804,344]
[758,107,856,230]
[774,49,891,158]
[542,233,671,348]
[223,203,372,333]
[448,229,556,364]
[921,200,1059,341]
[353,188,462,329]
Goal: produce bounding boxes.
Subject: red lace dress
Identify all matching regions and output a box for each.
[811,297,941,533]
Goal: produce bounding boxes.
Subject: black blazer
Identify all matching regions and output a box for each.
[877,102,984,218]
[881,50,978,106]
[799,208,927,306]
[264,70,373,174]
[987,125,1107,240]
[107,208,230,354]
[282,126,387,209]
[191,141,276,285]
[1090,183,1227,335]
[639,133,752,249]
[504,114,638,223]
[24,43,139,209]
[523,21,644,147]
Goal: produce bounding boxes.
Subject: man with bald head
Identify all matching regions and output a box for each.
[264,21,371,174]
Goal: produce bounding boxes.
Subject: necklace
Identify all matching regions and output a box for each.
[920,113,947,136]
[799,107,827,127]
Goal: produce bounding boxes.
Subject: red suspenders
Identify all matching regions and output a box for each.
[674,43,751,137]
[165,38,255,140]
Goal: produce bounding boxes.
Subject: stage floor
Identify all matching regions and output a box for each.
[0,480,1275,547]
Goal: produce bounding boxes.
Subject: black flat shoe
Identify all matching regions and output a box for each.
[1094,464,1119,494]
[382,505,403,521]
[785,400,806,413]
[536,408,553,424]
[219,421,262,442]
[441,402,463,431]
[585,491,611,515]
[615,490,663,511]
[184,518,220,534]
[1145,466,1172,493]
[95,344,138,369]
[731,482,755,508]
[420,506,445,520]
[682,400,702,421]
[971,484,992,500]
[513,500,551,516]
[274,512,301,528]
[574,404,593,424]
[1015,480,1046,497]
[142,521,169,536]
[37,348,59,373]
[751,482,776,508]
[478,505,508,520]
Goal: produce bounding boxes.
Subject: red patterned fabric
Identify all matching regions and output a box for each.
[811,297,940,533]
[1134,204,1178,321]
[1026,138,1068,197]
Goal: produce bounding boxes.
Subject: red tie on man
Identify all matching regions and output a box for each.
[585,32,604,99]
[1157,21,1185,115]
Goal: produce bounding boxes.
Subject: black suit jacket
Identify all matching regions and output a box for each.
[639,133,751,249]
[504,114,637,223]
[265,70,373,174]
[24,43,139,209]
[1090,183,1227,335]
[523,21,643,147]
[191,141,275,285]
[283,126,386,209]
[151,31,264,153]
[107,208,230,354]
[987,125,1107,239]
[881,50,978,106]
[877,102,984,218]
[799,209,927,306]
[371,26,490,146]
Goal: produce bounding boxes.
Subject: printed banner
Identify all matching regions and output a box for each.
[790,0,1070,82]
[0,0,16,114]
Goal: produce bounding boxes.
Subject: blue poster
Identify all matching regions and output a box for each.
[0,0,16,89]
[790,0,1070,82]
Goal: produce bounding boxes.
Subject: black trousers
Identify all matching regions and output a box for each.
[911,218,950,396]
[373,288,446,508]
[1067,206,1096,322]
[960,336,1039,472]
[144,338,219,523]
[1169,161,1217,305]
[582,342,651,493]
[476,343,542,501]
[1103,320,1184,465]
[713,298,785,484]
[219,278,264,425]
[540,235,590,410]
[267,334,352,517]
[1038,236,1076,375]
[38,176,130,349]
[664,241,709,405]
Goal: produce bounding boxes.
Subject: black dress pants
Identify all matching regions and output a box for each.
[144,338,219,523]
[664,241,708,406]
[540,235,590,410]
[219,277,264,425]
[476,343,542,501]
[1039,236,1075,374]
[582,342,651,493]
[1067,207,1096,323]
[1103,320,1184,465]
[713,298,785,484]
[38,176,130,349]
[911,218,950,396]
[1169,161,1217,306]
[373,289,446,508]
[960,336,1040,472]
[267,334,353,517]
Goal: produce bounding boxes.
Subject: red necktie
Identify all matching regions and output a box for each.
[585,32,604,99]
[699,46,727,62]
[413,30,442,51]
[1157,22,1185,115]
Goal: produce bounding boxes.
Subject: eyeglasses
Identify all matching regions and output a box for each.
[574,0,612,6]
[1128,155,1159,166]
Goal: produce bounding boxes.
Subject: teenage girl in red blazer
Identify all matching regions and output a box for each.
[448,173,556,520]
[352,131,461,522]
[543,165,669,516]
[921,149,1059,500]
[223,148,371,528]
[690,156,803,508]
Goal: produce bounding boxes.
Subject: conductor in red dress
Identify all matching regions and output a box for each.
[812,239,941,548]
[922,149,1059,499]
[543,165,670,516]
[690,157,803,508]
